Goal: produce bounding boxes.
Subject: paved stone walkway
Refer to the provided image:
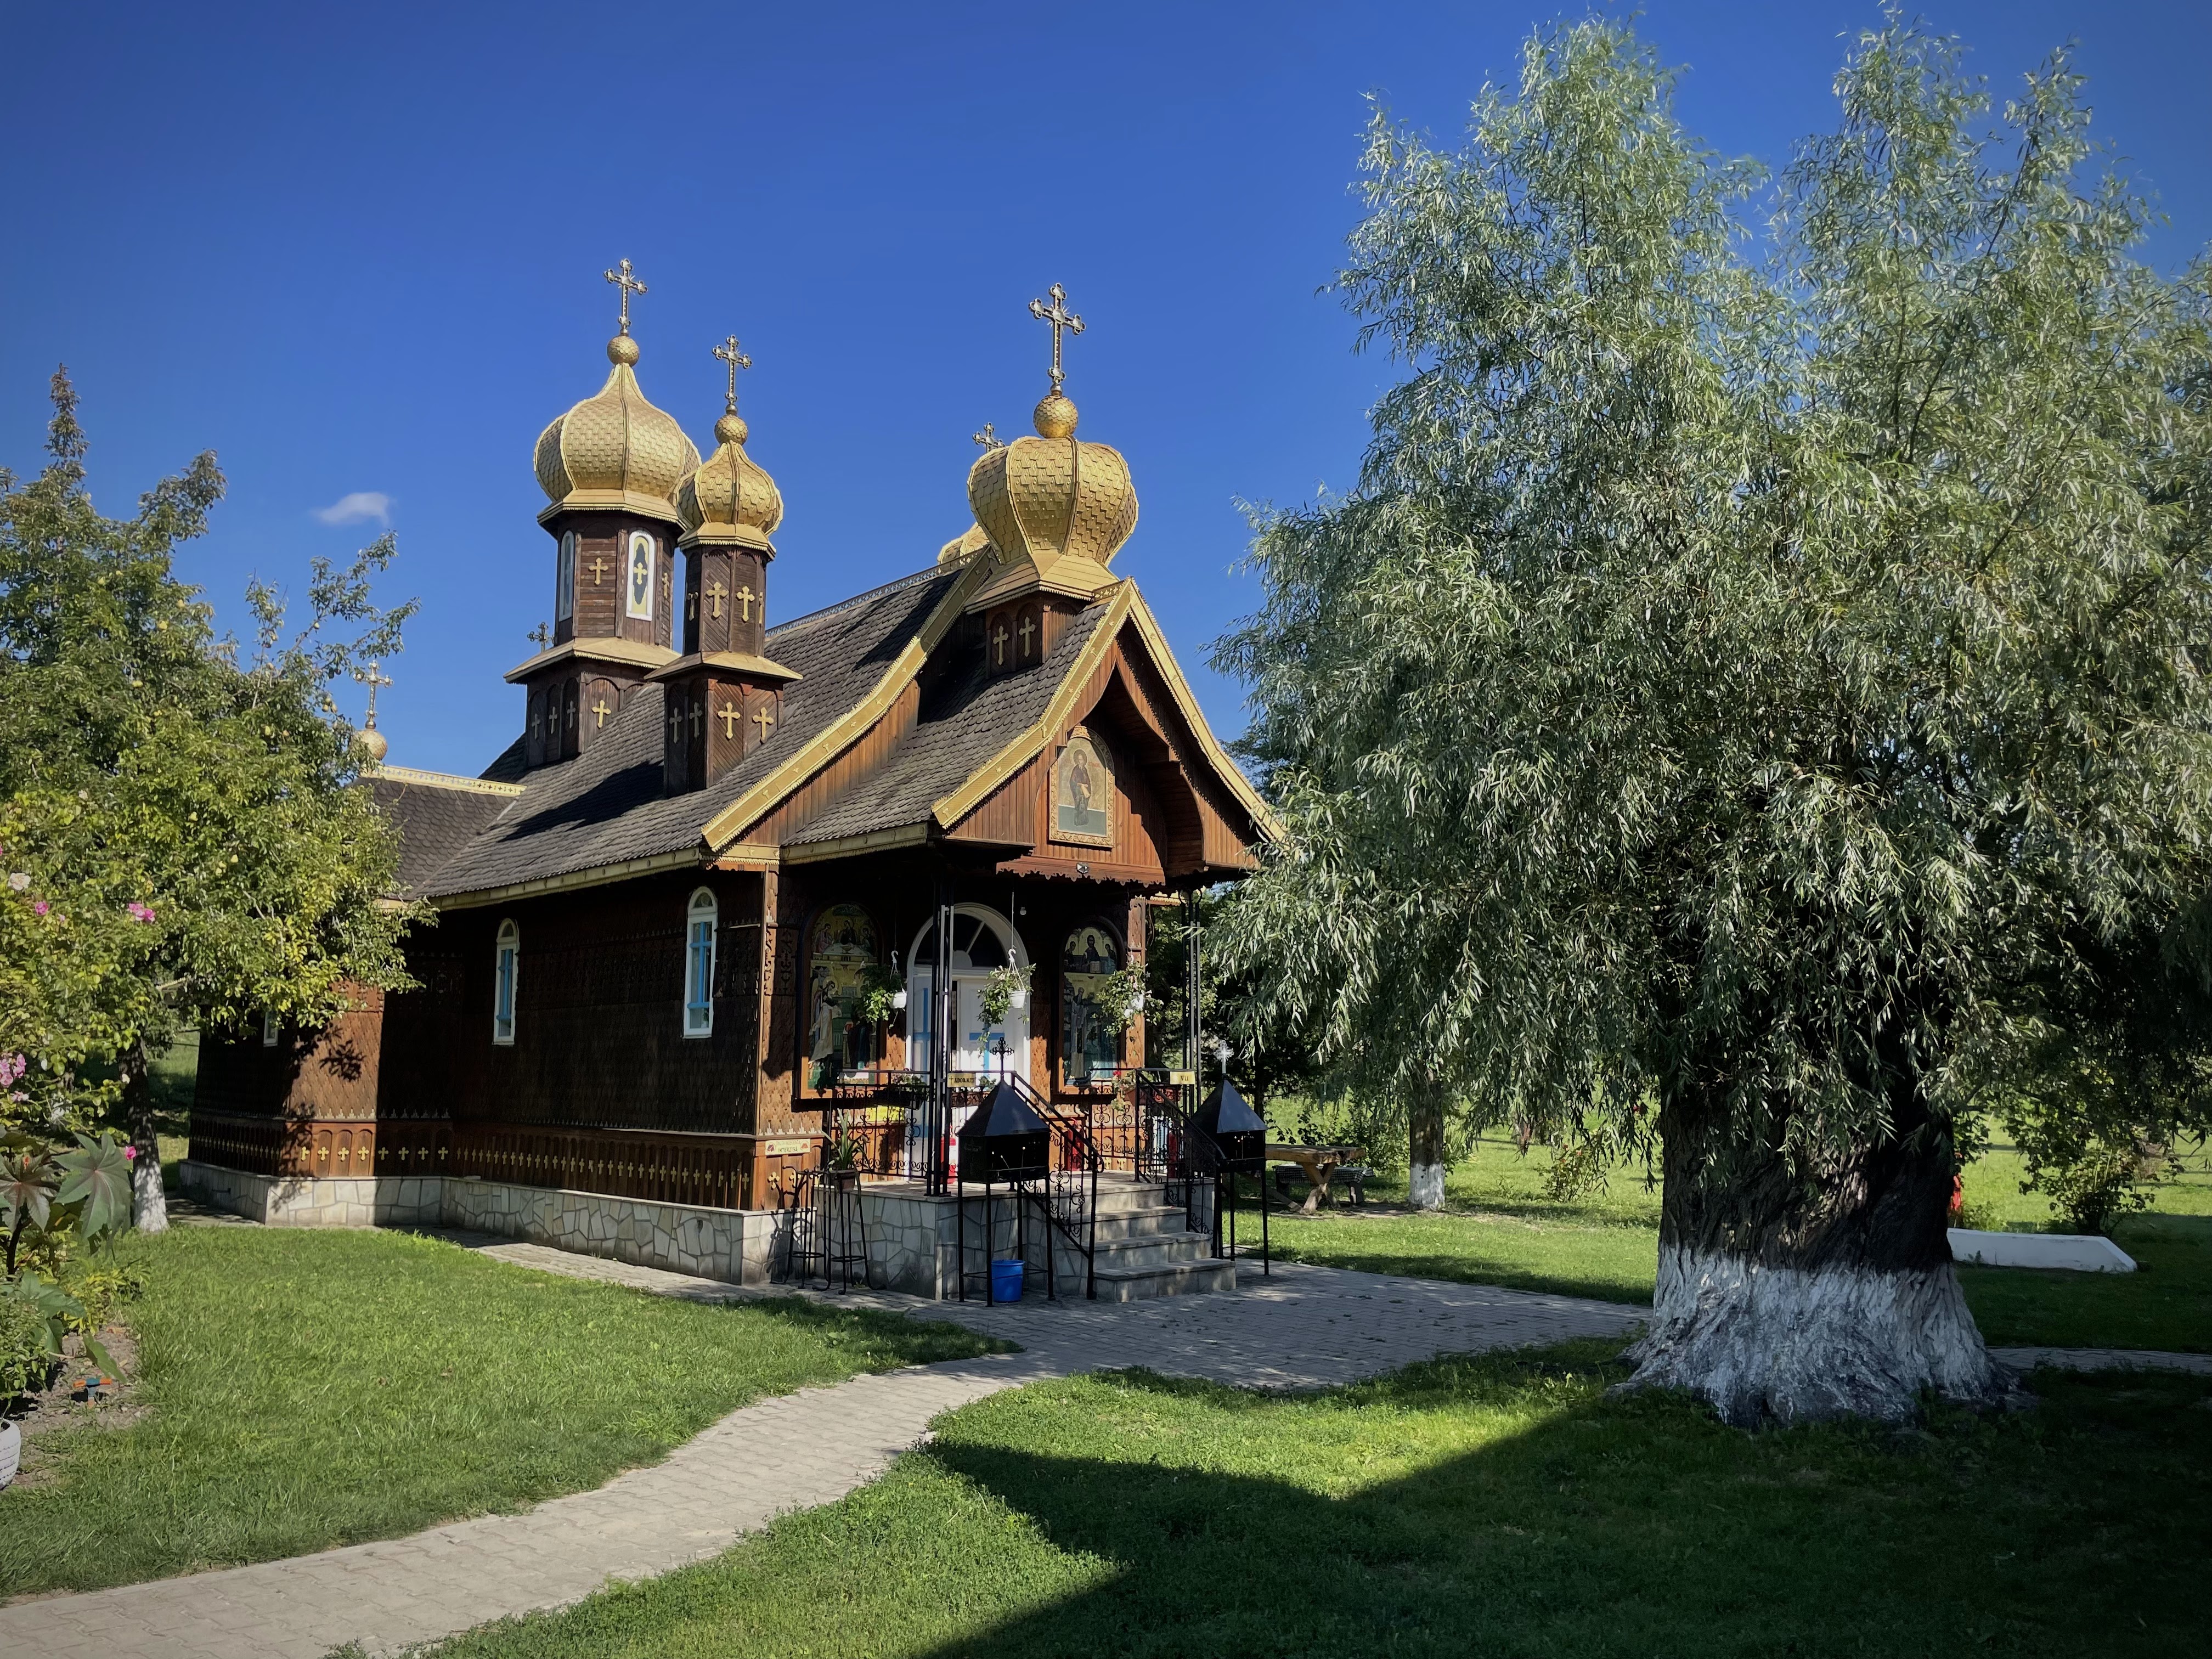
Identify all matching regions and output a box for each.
[7,1250,1641,1659]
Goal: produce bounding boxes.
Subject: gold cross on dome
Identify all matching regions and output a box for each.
[718,702,741,740]
[353,659,393,728]
[736,583,757,622]
[1028,283,1084,394]
[713,335,752,411]
[591,696,611,729]
[605,259,647,335]
[752,703,776,742]
[706,579,726,619]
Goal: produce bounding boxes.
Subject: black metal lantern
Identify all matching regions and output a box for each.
[956,1082,1051,1182]
[1193,1076,1267,1170]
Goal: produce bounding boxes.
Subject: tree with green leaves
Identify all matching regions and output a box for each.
[1214,15,2212,1423]
[0,370,424,1232]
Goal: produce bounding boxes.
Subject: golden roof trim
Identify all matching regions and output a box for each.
[930,581,1137,828]
[1124,590,1282,843]
[675,524,776,552]
[644,651,804,686]
[697,559,997,853]
[503,636,680,684]
[368,765,527,799]
[777,823,933,865]
[535,490,685,528]
[430,847,705,910]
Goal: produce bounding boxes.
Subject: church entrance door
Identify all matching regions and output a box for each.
[907,906,1030,1182]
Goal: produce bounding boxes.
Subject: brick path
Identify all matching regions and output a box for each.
[8,1249,1642,1659]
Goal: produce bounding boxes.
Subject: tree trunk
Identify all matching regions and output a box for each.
[1620,1087,2004,1426]
[122,1036,169,1235]
[1407,1082,1446,1210]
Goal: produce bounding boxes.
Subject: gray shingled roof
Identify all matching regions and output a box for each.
[370,777,518,898]
[417,566,965,898]
[787,600,1108,846]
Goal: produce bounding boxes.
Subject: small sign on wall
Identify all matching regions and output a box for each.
[762,1138,811,1157]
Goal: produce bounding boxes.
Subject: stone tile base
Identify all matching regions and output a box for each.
[176,1161,787,1286]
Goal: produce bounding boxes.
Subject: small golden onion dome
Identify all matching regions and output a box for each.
[965,392,1138,591]
[355,723,389,764]
[675,408,784,550]
[533,337,701,526]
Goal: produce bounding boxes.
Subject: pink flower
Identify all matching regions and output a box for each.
[123,1145,138,1161]
[127,901,156,924]
[32,900,49,917]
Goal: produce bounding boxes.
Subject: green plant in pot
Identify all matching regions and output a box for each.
[979,964,1032,1026]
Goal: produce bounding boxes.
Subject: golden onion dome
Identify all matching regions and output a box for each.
[675,409,784,550]
[533,337,701,526]
[354,723,389,764]
[964,392,1137,596]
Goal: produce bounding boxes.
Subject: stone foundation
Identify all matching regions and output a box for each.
[177,1160,787,1286]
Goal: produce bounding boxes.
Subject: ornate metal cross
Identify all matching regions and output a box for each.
[605,259,647,335]
[706,578,727,619]
[972,422,1000,450]
[527,623,552,651]
[752,703,776,742]
[1028,283,1084,394]
[354,659,393,726]
[718,701,742,740]
[713,335,752,412]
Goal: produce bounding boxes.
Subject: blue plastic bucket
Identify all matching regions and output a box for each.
[989,1258,1025,1302]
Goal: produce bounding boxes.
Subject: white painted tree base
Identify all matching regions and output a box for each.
[1408,1161,1446,1210]
[1620,1245,2008,1426]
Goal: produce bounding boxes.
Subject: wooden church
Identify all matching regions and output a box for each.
[184,272,1276,1297]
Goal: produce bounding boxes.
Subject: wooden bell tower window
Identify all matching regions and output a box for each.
[556,531,575,625]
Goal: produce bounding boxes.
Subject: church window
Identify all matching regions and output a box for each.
[1061,922,1124,1085]
[556,532,575,624]
[625,530,656,622]
[493,918,520,1045]
[806,904,879,1088]
[684,888,717,1037]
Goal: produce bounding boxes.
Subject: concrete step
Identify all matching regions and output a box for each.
[1077,1231,1218,1273]
[1084,1203,1199,1243]
[1086,1256,1238,1302]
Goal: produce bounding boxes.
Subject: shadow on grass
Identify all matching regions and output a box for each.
[902,1358,2211,1659]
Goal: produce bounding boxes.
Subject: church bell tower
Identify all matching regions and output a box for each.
[647,334,800,793]
[509,261,697,769]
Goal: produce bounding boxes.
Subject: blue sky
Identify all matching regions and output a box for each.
[7,1,2207,776]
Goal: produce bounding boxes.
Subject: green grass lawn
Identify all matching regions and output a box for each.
[1,1224,1003,1598]
[1249,1133,2212,1352]
[419,1341,2212,1659]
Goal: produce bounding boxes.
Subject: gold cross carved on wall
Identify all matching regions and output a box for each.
[1019,615,1037,656]
[706,579,726,619]
[736,584,757,622]
[589,555,610,586]
[718,702,741,740]
[993,624,1009,664]
[751,703,776,741]
[591,697,611,729]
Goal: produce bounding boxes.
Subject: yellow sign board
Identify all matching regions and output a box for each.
[1167,1070,1197,1086]
[762,1138,811,1157]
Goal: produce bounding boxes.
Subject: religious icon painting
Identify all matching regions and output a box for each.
[1050,729,1114,848]
[625,530,656,622]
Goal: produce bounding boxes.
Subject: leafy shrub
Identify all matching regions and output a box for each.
[2002,1092,2169,1234]
[0,1290,54,1400]
[66,1263,144,1335]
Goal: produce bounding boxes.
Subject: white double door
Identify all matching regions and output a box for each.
[907,967,1030,1082]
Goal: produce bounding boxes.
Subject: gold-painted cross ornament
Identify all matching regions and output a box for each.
[353,659,393,727]
[1028,283,1084,394]
[752,703,776,742]
[591,697,612,730]
[605,259,647,335]
[718,702,742,740]
[588,554,610,586]
[736,583,757,623]
[1019,615,1037,657]
[713,335,753,412]
[706,579,727,619]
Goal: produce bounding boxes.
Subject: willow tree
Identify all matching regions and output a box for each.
[1214,17,2212,1423]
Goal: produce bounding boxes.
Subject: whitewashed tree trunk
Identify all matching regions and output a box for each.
[124,1039,169,1235]
[1619,1087,2006,1425]
[1408,1083,1447,1210]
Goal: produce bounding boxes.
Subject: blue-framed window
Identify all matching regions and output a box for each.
[493,918,519,1045]
[684,888,717,1037]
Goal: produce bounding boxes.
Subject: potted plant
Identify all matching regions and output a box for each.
[980,963,1032,1025]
